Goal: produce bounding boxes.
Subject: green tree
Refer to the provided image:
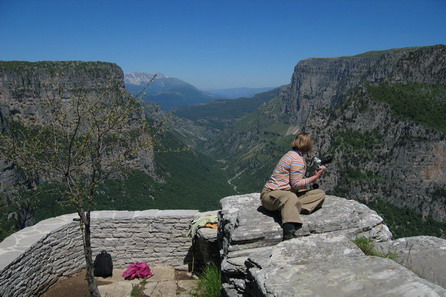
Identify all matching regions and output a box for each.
[0,73,164,297]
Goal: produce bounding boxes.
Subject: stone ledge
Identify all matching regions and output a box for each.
[375,235,446,289]
[0,214,78,270]
[244,234,446,296]
[219,193,446,297]
[219,193,394,296]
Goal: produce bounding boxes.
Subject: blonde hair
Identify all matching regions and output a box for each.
[291,133,313,154]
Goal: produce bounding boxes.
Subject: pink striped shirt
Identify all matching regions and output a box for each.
[264,150,308,192]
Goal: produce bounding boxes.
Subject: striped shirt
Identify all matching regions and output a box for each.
[264,150,308,192]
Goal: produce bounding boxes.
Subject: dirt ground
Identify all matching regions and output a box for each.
[41,270,111,297]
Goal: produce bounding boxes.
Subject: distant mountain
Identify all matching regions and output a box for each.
[124,72,168,85]
[205,87,276,99]
[161,87,282,150]
[174,87,282,125]
[124,72,218,111]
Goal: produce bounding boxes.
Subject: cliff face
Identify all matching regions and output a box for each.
[281,56,376,121]
[0,62,124,128]
[0,61,158,228]
[209,45,446,223]
[279,45,445,123]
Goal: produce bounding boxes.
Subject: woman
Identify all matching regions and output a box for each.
[261,133,326,240]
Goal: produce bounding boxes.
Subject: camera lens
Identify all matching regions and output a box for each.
[319,156,333,165]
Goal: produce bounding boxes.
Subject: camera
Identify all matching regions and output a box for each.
[310,156,333,189]
[313,156,333,170]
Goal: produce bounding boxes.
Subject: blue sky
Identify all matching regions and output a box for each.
[1,0,445,89]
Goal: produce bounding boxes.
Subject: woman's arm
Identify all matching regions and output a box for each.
[290,163,325,191]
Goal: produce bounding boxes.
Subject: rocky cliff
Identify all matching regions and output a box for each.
[0,62,118,189]
[208,45,446,224]
[0,61,158,231]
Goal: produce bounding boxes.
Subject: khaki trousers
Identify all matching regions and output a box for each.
[260,188,325,224]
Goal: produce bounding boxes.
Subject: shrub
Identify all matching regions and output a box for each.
[192,263,222,297]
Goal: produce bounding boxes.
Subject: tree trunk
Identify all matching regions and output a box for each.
[80,210,101,297]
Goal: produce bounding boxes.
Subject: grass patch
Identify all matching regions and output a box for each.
[353,237,396,260]
[192,263,222,297]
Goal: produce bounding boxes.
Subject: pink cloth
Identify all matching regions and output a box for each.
[122,262,154,280]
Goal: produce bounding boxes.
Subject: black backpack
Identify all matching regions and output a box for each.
[93,250,113,278]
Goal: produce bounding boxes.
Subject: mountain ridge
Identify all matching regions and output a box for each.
[205,86,276,99]
[124,72,218,110]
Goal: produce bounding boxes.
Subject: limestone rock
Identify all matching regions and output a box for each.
[219,193,393,296]
[248,256,446,297]
[375,236,446,289]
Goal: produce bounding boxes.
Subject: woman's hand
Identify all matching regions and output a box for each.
[314,166,326,180]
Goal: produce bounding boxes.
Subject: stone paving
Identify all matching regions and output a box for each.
[98,265,198,297]
[41,265,198,297]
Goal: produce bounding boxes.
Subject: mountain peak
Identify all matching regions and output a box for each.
[124,72,168,85]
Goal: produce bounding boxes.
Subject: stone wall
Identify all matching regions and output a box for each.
[0,209,199,297]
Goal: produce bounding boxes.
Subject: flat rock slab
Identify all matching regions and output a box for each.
[220,193,391,254]
[245,234,446,297]
[219,193,392,294]
[248,256,446,297]
[376,236,446,289]
[246,233,364,269]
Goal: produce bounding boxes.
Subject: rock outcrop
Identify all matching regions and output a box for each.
[246,235,445,297]
[375,236,446,289]
[219,193,446,297]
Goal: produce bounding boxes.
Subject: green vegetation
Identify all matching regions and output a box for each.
[0,61,119,82]
[353,237,396,259]
[0,200,20,240]
[192,263,222,297]
[330,129,385,192]
[262,122,290,135]
[0,132,235,241]
[330,129,383,156]
[367,83,446,135]
[131,280,148,297]
[223,133,294,194]
[368,199,446,239]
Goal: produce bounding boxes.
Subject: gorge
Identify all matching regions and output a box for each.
[1,45,446,242]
